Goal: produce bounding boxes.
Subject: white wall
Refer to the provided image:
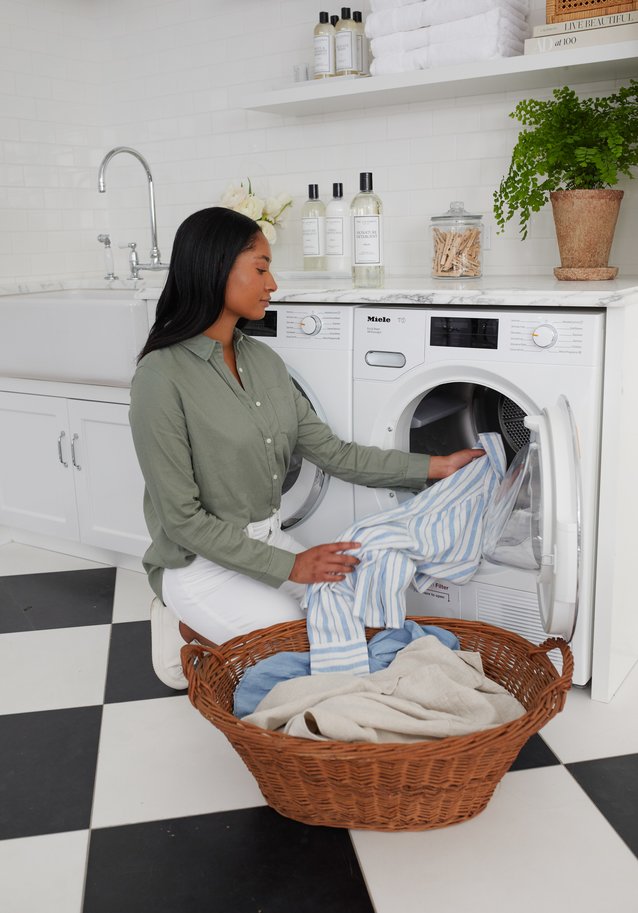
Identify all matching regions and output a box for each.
[0,0,635,284]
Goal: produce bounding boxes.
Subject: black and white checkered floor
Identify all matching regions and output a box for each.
[1,542,637,913]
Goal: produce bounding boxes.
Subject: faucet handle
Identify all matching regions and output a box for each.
[98,234,118,280]
[119,241,140,279]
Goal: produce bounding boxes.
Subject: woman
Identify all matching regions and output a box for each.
[129,207,483,688]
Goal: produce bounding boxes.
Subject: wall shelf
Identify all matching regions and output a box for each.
[242,42,638,116]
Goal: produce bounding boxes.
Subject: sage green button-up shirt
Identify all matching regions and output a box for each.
[129,331,430,599]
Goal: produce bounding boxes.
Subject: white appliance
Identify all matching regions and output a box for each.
[244,303,357,546]
[352,305,606,687]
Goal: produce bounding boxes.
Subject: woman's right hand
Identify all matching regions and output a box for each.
[289,541,361,584]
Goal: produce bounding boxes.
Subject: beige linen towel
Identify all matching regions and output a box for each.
[243,636,525,743]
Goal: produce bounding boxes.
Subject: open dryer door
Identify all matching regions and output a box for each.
[483,395,581,641]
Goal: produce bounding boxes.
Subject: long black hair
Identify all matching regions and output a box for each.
[137,206,262,361]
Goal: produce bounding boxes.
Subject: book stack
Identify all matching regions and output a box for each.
[524,10,638,54]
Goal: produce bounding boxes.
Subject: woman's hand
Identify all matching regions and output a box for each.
[428,448,486,480]
[289,541,361,584]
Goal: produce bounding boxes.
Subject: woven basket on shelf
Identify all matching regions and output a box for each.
[546,0,638,23]
[182,617,573,832]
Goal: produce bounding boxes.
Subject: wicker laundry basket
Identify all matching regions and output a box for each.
[182,617,573,832]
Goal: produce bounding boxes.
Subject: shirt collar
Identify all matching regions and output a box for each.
[180,328,245,361]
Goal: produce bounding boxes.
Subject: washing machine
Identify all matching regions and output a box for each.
[243,302,357,546]
[352,305,606,686]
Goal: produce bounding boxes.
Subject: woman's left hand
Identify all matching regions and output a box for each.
[428,448,485,480]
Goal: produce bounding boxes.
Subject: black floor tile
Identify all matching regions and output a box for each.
[105,620,185,702]
[0,567,116,633]
[84,807,374,913]
[0,705,102,839]
[508,733,561,771]
[567,753,638,857]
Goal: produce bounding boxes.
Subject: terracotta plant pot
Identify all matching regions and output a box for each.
[550,188,624,281]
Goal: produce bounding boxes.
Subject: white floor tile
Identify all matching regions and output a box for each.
[91,695,265,828]
[112,567,154,624]
[0,543,106,576]
[0,625,111,715]
[0,830,88,913]
[352,766,638,913]
[541,662,638,763]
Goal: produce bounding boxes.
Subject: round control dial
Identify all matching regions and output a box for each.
[531,324,558,348]
[300,315,322,336]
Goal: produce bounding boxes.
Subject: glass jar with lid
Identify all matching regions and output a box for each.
[430,201,483,279]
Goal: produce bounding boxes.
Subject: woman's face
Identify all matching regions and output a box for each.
[223,231,277,324]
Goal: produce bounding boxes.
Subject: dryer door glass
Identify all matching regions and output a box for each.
[483,441,541,571]
[280,378,327,531]
[485,395,581,641]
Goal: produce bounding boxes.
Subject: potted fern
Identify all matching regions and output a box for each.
[493,80,638,280]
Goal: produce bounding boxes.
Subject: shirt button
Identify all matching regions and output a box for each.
[255,401,261,407]
[238,367,243,373]
[273,474,278,480]
[272,507,277,514]
[266,438,272,444]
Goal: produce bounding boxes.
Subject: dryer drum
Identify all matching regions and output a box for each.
[408,383,530,463]
[497,397,530,453]
[474,387,530,459]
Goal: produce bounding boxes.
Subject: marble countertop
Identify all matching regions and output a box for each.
[2,273,638,309]
[268,273,638,309]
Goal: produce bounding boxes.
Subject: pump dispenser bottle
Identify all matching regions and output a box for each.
[325,183,351,274]
[351,172,384,288]
[313,11,335,79]
[302,184,326,271]
[335,8,358,76]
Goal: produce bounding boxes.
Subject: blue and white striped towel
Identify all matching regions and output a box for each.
[306,433,506,675]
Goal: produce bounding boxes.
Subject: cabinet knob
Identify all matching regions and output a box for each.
[71,433,81,471]
[57,431,68,468]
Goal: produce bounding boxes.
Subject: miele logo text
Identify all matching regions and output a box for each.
[367,315,390,323]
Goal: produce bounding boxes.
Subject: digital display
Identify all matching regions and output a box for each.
[430,316,498,349]
[242,311,278,337]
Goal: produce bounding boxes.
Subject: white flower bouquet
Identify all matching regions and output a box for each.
[220,178,292,244]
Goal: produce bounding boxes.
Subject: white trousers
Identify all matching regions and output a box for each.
[162,512,306,645]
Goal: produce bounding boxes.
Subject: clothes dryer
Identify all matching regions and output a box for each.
[352,305,606,686]
[243,303,357,546]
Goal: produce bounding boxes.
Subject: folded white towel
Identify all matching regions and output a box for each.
[370,33,523,74]
[370,0,420,11]
[371,8,529,57]
[366,0,529,40]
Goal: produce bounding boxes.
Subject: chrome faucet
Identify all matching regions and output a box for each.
[97,146,168,277]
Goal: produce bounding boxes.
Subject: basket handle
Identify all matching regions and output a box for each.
[180,642,215,687]
[529,637,574,706]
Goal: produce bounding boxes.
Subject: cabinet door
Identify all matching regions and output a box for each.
[67,400,150,557]
[0,391,79,539]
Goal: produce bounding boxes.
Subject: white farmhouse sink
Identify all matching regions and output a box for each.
[0,289,150,386]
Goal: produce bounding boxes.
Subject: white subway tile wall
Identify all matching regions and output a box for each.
[0,0,635,282]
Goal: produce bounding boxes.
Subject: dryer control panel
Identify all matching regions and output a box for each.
[244,304,354,349]
[354,307,604,378]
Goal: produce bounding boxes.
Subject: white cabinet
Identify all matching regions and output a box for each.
[0,392,79,541]
[0,391,149,558]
